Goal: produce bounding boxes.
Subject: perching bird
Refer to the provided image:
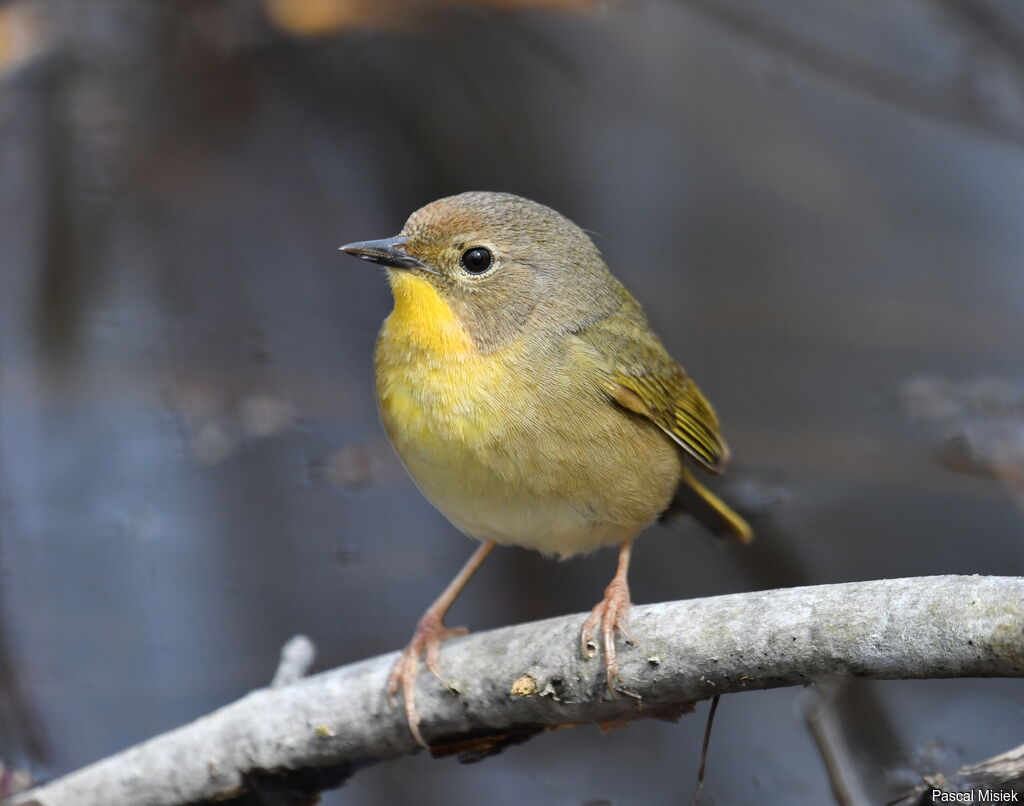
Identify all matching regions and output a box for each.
[340,192,751,747]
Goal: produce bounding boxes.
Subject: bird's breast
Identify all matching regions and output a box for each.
[372,272,680,555]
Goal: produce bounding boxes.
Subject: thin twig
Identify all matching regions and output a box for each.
[804,685,862,806]
[270,635,316,688]
[692,694,720,806]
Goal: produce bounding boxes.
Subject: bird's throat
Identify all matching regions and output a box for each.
[376,270,509,451]
[384,271,476,357]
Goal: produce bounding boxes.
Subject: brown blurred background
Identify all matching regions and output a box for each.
[1,0,1023,803]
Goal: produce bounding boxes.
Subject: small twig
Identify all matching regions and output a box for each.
[692,694,720,806]
[270,635,316,689]
[804,684,867,806]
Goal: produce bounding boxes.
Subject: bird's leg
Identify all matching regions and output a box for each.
[387,540,495,748]
[581,537,635,694]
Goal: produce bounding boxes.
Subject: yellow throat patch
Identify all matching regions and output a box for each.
[377,271,510,448]
[384,271,475,356]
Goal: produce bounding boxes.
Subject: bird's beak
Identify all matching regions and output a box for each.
[338,236,435,273]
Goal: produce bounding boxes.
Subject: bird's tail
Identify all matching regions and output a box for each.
[660,466,753,543]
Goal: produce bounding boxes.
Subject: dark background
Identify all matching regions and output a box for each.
[1,0,1023,803]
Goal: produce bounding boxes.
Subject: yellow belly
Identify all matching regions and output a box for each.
[374,273,680,557]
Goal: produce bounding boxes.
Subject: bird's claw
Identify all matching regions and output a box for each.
[386,613,467,748]
[580,578,633,694]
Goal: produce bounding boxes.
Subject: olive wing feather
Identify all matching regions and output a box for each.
[572,300,729,474]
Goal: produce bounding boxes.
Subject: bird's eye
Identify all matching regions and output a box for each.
[460,247,493,274]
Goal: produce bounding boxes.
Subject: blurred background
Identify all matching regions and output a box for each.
[1,0,1023,803]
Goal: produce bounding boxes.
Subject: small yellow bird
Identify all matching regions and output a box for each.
[341,192,751,747]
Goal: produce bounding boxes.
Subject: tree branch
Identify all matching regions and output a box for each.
[10,575,1024,806]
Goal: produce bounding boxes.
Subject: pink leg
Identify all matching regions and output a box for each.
[387,540,495,748]
[580,538,635,694]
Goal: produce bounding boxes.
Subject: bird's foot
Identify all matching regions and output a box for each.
[580,577,635,694]
[386,612,468,748]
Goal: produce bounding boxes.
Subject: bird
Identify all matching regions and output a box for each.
[340,191,751,748]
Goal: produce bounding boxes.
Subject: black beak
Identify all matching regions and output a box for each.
[338,236,433,272]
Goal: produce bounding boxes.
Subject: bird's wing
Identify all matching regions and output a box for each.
[571,302,729,474]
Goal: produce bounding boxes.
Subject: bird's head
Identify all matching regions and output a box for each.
[341,191,622,352]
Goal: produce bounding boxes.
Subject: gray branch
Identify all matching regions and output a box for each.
[10,575,1024,806]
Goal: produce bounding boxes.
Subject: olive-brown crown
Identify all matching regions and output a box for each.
[397,191,629,351]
